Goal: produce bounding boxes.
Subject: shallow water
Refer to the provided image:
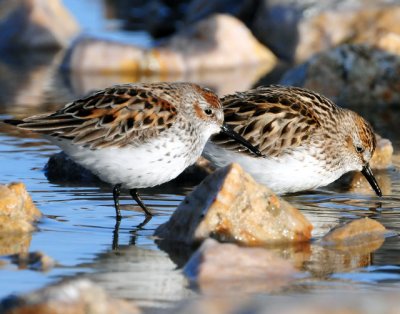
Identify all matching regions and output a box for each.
[1,63,400,309]
[1,5,400,311]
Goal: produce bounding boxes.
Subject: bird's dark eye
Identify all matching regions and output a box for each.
[204,108,213,115]
[356,146,364,153]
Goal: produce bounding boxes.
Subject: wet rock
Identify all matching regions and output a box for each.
[0,182,41,234]
[63,14,276,74]
[303,218,387,276]
[281,44,400,107]
[155,163,312,245]
[0,279,141,314]
[0,233,31,256]
[322,217,387,246]
[252,0,400,62]
[370,135,393,170]
[183,238,298,294]
[332,170,392,196]
[0,0,80,50]
[9,251,56,272]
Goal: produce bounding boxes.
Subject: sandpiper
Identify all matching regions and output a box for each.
[204,85,382,196]
[5,82,260,220]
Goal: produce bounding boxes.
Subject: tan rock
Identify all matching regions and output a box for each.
[346,171,392,196]
[0,233,31,256]
[0,0,80,50]
[155,163,312,245]
[184,239,298,294]
[64,14,276,75]
[0,182,40,255]
[370,135,393,170]
[0,182,41,234]
[303,218,387,276]
[322,218,386,246]
[0,279,141,314]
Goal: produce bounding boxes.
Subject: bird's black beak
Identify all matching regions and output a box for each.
[361,164,382,197]
[220,124,262,157]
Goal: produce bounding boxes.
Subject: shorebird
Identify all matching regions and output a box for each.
[5,82,260,220]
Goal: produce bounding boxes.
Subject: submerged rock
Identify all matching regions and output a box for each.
[184,238,298,295]
[281,44,400,107]
[63,14,276,74]
[304,218,388,277]
[155,163,312,245]
[0,0,79,50]
[0,279,141,314]
[0,182,41,234]
[9,251,56,272]
[321,217,387,246]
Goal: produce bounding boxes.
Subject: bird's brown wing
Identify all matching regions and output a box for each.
[12,85,178,149]
[211,86,338,157]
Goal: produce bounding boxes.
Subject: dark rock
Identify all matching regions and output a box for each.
[0,0,79,51]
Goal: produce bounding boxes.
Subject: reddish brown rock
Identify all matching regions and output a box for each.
[184,239,298,294]
[0,279,140,314]
[155,163,312,245]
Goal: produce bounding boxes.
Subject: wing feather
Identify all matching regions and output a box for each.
[212,86,330,157]
[14,85,178,149]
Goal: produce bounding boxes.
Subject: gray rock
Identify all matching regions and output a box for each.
[280,44,400,106]
[251,0,400,62]
[0,0,79,50]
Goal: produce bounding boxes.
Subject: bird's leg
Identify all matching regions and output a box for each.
[129,189,153,216]
[113,183,122,221]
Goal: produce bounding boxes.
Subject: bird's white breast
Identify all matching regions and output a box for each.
[204,142,345,194]
[49,132,204,189]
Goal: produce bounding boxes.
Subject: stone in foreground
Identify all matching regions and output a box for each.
[0,279,140,314]
[184,238,298,294]
[155,163,312,245]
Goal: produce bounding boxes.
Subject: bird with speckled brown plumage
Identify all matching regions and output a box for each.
[4,82,260,220]
[204,85,382,197]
